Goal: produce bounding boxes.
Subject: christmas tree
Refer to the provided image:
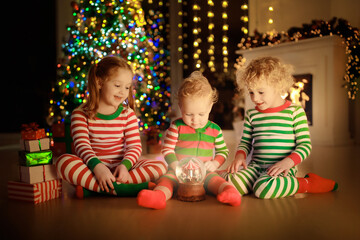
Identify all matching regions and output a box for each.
[48,0,171,137]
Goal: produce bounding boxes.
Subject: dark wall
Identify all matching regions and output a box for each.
[2,1,56,132]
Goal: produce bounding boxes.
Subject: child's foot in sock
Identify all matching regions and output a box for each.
[217,186,241,206]
[113,182,153,197]
[75,186,102,199]
[305,173,338,193]
[137,190,167,209]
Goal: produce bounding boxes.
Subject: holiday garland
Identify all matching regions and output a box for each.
[237,18,359,100]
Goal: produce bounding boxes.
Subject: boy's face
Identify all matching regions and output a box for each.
[248,79,284,110]
[180,96,212,129]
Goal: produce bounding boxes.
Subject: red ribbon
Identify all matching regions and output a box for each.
[21,122,39,132]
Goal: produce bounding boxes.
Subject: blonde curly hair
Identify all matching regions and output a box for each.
[177,71,218,107]
[236,56,294,95]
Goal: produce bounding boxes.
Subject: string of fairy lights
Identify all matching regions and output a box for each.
[221,0,228,73]
[175,1,249,74]
[207,0,215,72]
[192,1,201,70]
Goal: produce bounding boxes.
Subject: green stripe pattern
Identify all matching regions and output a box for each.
[238,104,312,165]
[224,163,299,199]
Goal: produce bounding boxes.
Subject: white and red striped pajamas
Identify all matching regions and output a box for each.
[55,104,167,194]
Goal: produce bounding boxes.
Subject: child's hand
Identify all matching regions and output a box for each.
[227,155,247,173]
[204,160,220,172]
[267,157,294,177]
[93,163,115,192]
[113,164,130,183]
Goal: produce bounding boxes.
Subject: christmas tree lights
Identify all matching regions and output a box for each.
[48,0,171,136]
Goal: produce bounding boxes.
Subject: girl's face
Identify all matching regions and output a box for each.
[248,79,284,110]
[180,96,212,129]
[98,68,133,113]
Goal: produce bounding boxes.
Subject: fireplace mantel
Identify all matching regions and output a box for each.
[236,35,350,146]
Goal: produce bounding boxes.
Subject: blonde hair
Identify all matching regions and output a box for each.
[83,56,134,119]
[178,71,218,107]
[236,56,294,95]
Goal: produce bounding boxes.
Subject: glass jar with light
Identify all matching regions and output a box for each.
[175,157,206,202]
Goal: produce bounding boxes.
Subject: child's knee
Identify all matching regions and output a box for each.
[55,153,72,165]
[253,176,274,199]
[54,154,80,173]
[226,173,252,196]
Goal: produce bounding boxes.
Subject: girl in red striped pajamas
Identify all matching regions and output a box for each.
[55,56,167,198]
[137,71,241,209]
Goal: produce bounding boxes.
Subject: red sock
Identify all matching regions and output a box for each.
[137,189,166,209]
[75,185,84,199]
[207,176,241,206]
[297,173,338,193]
[137,177,174,209]
[217,185,242,206]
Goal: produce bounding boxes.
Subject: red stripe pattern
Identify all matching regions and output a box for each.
[55,154,167,192]
[8,179,62,204]
[71,105,142,169]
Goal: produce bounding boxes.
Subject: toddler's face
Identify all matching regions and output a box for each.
[180,96,212,129]
[99,68,133,111]
[248,79,284,110]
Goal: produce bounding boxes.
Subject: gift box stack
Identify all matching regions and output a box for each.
[7,123,62,204]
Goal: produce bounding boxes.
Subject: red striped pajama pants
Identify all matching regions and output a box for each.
[55,154,167,193]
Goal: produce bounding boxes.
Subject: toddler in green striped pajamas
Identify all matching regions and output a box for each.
[224,57,338,199]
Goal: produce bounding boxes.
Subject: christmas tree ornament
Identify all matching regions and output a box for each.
[175,157,206,202]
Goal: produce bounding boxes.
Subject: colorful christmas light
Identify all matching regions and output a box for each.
[48,0,171,135]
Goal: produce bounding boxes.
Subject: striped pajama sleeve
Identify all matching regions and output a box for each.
[121,110,142,170]
[236,110,253,158]
[161,122,179,165]
[71,109,100,170]
[287,106,312,165]
[213,128,229,165]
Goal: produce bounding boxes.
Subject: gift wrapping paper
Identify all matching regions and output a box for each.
[8,179,62,204]
[20,164,58,184]
[20,138,50,152]
[18,150,53,166]
[21,128,46,140]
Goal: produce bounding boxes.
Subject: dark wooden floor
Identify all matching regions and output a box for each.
[1,133,360,240]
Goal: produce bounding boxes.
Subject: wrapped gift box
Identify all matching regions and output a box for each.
[20,138,50,152]
[19,150,53,166]
[8,179,62,204]
[20,164,58,184]
[21,123,46,140]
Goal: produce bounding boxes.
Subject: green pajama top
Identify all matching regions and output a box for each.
[237,100,312,166]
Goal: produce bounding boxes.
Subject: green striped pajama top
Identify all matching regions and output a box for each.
[162,119,229,166]
[237,100,312,166]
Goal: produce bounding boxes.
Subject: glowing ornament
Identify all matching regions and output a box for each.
[175,157,206,202]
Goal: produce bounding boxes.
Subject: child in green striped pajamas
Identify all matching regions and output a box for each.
[137,71,241,209]
[224,57,338,199]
